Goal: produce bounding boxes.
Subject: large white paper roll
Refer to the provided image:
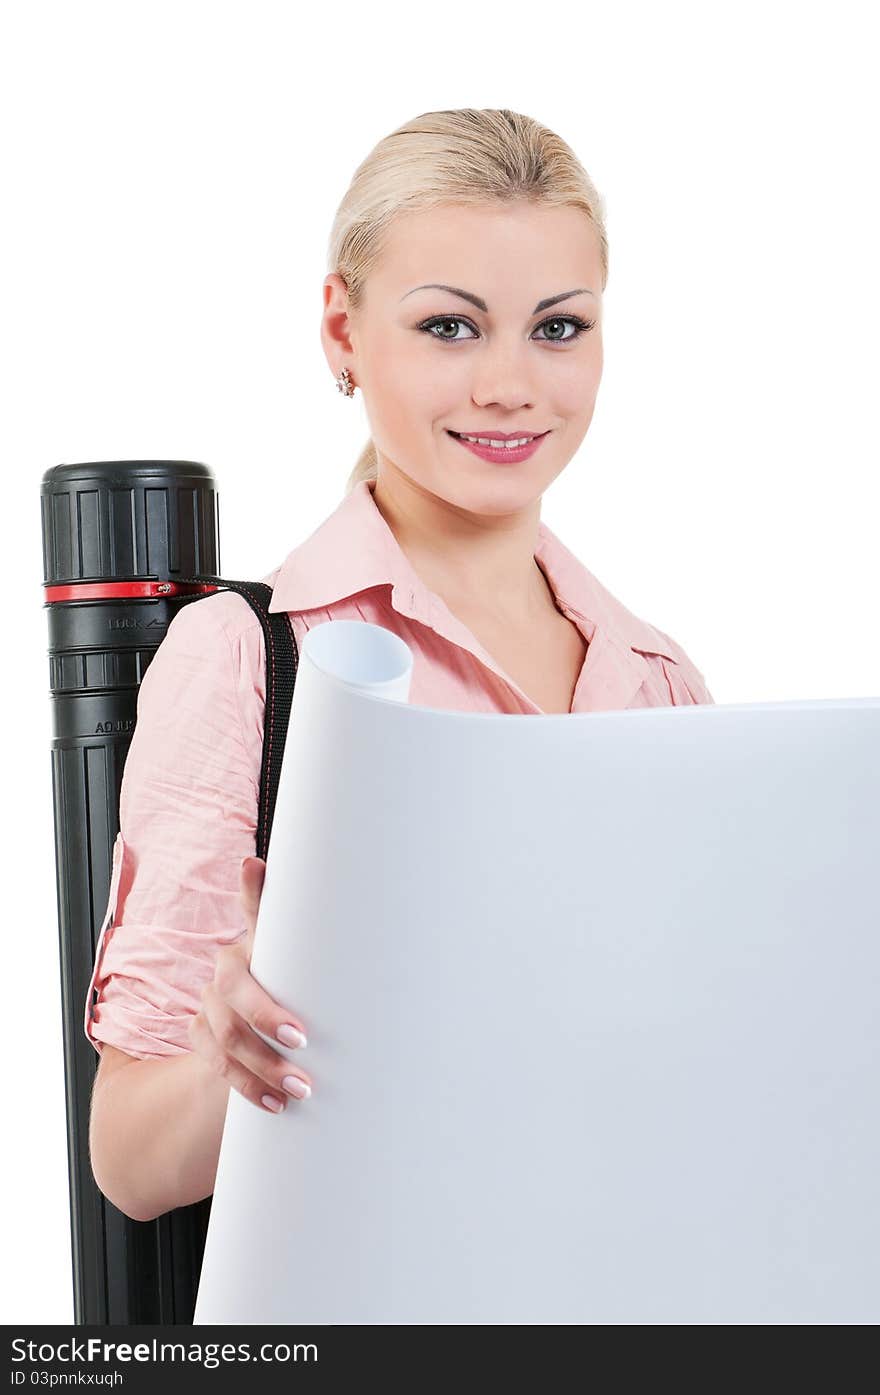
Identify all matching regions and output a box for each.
[194,620,880,1324]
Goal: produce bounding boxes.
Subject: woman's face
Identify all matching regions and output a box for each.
[323,200,604,516]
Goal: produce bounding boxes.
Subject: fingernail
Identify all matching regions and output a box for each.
[277,1024,307,1048]
[282,1075,311,1100]
[261,1094,285,1113]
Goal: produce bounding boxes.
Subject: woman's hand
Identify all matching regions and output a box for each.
[188,855,313,1113]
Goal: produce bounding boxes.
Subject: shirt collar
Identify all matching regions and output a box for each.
[268,480,677,656]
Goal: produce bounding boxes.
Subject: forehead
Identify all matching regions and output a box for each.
[372,202,602,295]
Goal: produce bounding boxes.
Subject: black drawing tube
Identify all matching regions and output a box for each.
[41,459,222,1325]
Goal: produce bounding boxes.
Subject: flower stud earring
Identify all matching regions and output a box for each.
[335,366,355,397]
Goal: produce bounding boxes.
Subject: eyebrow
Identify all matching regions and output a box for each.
[400,284,595,313]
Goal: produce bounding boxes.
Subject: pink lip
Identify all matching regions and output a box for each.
[447,429,549,465]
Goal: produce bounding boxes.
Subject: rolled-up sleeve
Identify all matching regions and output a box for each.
[84,596,261,1059]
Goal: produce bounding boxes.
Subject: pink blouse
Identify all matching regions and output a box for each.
[84,479,715,1060]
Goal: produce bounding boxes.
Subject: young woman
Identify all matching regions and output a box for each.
[86,107,714,1223]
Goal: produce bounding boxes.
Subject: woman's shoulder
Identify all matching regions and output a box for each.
[638,620,714,704]
[142,587,271,722]
[570,562,714,704]
[162,574,282,655]
[131,586,271,781]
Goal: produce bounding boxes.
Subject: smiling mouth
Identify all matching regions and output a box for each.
[447,430,549,446]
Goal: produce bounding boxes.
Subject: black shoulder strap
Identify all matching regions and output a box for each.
[175,578,299,861]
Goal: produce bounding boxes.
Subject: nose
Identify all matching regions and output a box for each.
[469,346,538,413]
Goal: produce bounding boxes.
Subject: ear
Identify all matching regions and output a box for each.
[321,272,357,373]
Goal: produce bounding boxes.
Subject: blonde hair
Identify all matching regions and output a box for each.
[327,108,609,497]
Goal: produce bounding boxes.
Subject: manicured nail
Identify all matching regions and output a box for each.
[261,1094,285,1113]
[282,1076,311,1100]
[277,1024,307,1048]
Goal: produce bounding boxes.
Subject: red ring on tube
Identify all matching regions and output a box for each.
[43,580,220,603]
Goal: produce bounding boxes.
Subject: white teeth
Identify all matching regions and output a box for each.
[456,433,536,448]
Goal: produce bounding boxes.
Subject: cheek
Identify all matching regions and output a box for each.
[369,363,451,440]
[364,342,418,415]
[550,358,602,416]
[384,354,461,423]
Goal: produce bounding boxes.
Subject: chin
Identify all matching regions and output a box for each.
[444,476,541,515]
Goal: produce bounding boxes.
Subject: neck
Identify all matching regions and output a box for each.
[369,467,551,623]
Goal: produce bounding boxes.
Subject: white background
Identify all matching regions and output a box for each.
[2,0,876,1324]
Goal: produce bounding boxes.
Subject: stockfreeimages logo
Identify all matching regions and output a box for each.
[9,1337,317,1371]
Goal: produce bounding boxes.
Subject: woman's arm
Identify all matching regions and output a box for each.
[89,1044,230,1222]
[83,593,267,1215]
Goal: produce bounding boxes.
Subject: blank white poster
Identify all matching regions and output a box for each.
[194,620,879,1325]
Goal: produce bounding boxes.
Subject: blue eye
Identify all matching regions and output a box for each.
[418,313,596,345]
